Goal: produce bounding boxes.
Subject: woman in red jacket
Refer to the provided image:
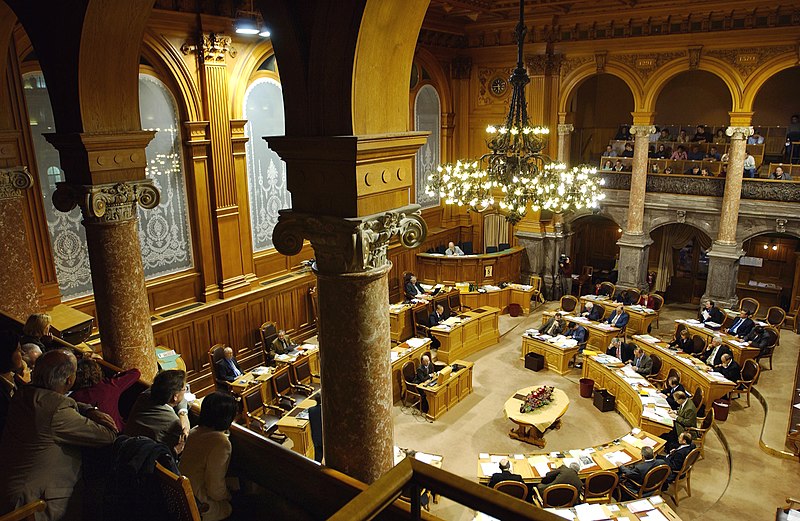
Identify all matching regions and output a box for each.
[71,358,141,431]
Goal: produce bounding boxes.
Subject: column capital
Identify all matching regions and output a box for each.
[726,126,754,139]
[273,204,427,274]
[181,32,237,62]
[557,123,574,135]
[0,166,33,200]
[630,125,656,137]
[52,180,160,225]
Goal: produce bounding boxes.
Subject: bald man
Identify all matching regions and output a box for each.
[214,346,243,382]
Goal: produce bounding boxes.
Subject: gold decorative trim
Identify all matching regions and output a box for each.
[181,33,237,62]
[52,180,160,224]
[0,166,33,200]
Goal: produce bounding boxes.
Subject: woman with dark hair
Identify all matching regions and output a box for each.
[181,391,237,521]
[70,358,141,431]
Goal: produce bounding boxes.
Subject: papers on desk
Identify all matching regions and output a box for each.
[508,283,533,291]
[562,456,595,471]
[414,452,442,465]
[640,509,669,521]
[793,403,800,410]
[549,335,578,348]
[603,450,632,466]
[729,340,750,348]
[489,455,505,463]
[525,328,540,337]
[573,503,608,521]
[406,337,428,348]
[679,318,702,325]
[707,371,730,382]
[544,509,575,520]
[527,454,551,477]
[251,366,272,376]
[627,499,655,513]
[390,351,400,362]
[480,462,500,477]
[157,349,176,359]
[628,305,654,313]
[638,334,661,344]
[593,354,621,365]
[642,407,674,426]
[388,303,408,312]
[705,321,721,329]
[443,316,462,326]
[621,434,644,449]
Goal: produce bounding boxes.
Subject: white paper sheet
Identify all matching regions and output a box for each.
[574,503,609,521]
[544,508,575,520]
[480,462,500,477]
[534,462,551,477]
[640,509,669,521]
[626,499,655,513]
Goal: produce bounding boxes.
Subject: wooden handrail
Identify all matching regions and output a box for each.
[0,500,46,521]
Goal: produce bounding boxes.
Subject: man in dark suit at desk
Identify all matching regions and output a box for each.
[537,463,583,497]
[629,346,653,376]
[582,302,604,322]
[619,446,659,499]
[659,432,696,485]
[606,304,629,329]
[661,375,686,410]
[606,337,634,363]
[744,325,773,355]
[714,353,741,383]
[405,275,426,300]
[416,355,436,384]
[487,458,524,489]
[541,313,566,336]
[664,391,697,451]
[699,300,724,325]
[726,309,754,338]
[429,304,447,328]
[214,347,243,383]
[697,336,731,367]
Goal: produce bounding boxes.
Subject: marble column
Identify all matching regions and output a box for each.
[702,126,752,308]
[273,205,426,484]
[616,125,655,290]
[0,167,39,320]
[556,123,574,164]
[52,180,160,381]
[516,230,545,285]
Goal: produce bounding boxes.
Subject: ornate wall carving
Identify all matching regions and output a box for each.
[560,56,594,78]
[477,67,513,106]
[611,51,687,81]
[705,46,796,78]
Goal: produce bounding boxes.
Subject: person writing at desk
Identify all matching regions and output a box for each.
[665,391,697,451]
[607,304,629,329]
[429,304,447,328]
[714,353,741,383]
[661,375,686,410]
[744,325,772,355]
[445,241,464,256]
[699,300,724,325]
[696,336,731,367]
[607,337,634,363]
[726,309,754,338]
[405,275,428,300]
[214,347,243,383]
[629,346,653,376]
[565,321,588,345]
[582,302,604,322]
[668,329,693,352]
[541,313,566,336]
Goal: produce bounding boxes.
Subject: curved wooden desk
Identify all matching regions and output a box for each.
[504,387,570,447]
[674,319,760,366]
[415,246,523,286]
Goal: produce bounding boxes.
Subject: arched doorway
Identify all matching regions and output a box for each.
[738,232,799,313]
[570,215,621,294]
[649,223,712,304]
[567,74,635,164]
[751,66,800,165]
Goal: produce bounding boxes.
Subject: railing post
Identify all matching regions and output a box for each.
[410,483,421,520]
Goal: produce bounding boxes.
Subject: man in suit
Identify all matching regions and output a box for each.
[309,392,323,463]
[541,313,566,336]
[215,347,243,383]
[699,300,724,325]
[726,309,755,338]
[405,275,427,300]
[125,369,190,456]
[664,391,697,451]
[429,304,447,328]
[668,329,693,353]
[659,432,696,485]
[606,337,635,363]
[629,346,653,376]
[607,304,629,329]
[714,353,741,382]
[697,336,732,367]
[744,326,774,355]
[272,330,295,355]
[0,350,117,521]
[619,446,660,498]
[487,458,524,489]
[416,355,436,384]
[582,302,604,322]
[445,241,464,256]
[537,462,583,497]
[662,375,687,410]
[565,321,588,345]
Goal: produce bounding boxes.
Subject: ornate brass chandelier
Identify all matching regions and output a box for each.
[424,0,605,224]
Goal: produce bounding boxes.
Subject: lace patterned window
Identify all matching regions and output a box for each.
[23,72,193,301]
[414,84,441,208]
[23,72,93,299]
[243,77,291,252]
[137,74,193,277]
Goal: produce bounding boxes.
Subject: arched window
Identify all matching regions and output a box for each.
[137,74,193,277]
[414,84,441,208]
[243,76,290,252]
[22,72,194,300]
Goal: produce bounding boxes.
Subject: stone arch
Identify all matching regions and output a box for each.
[565,208,624,230]
[738,224,800,245]
[646,212,716,241]
[229,38,276,120]
[559,62,644,114]
[141,31,202,122]
[643,57,743,113]
[742,51,800,113]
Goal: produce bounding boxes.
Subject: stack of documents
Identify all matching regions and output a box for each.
[406,337,428,348]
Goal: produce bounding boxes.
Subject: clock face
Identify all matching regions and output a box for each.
[490,77,507,96]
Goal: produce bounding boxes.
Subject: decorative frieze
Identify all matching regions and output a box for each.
[52,180,160,224]
[0,166,33,200]
[706,46,795,78]
[612,51,687,81]
[560,56,594,78]
[477,67,513,105]
[181,33,237,62]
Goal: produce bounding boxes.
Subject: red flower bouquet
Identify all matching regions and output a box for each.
[519,386,555,413]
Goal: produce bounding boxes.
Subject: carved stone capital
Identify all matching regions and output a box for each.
[0,166,33,200]
[450,56,473,79]
[595,52,607,74]
[557,124,574,135]
[776,218,787,233]
[725,126,754,139]
[52,180,160,224]
[677,210,686,223]
[630,125,657,137]
[181,33,236,62]
[273,205,427,275]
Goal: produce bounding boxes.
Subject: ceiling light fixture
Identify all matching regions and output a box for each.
[424,0,604,223]
[235,1,271,38]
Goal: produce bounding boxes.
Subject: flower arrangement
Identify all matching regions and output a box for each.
[519,386,555,413]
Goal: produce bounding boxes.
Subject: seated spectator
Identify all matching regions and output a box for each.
[70,358,141,431]
[612,160,626,172]
[658,128,672,141]
[215,347,243,383]
[615,125,631,141]
[0,331,23,434]
[676,129,689,143]
[699,299,724,324]
[404,274,427,300]
[538,462,583,497]
[691,125,710,143]
[653,144,669,159]
[687,146,704,161]
[429,303,447,328]
[712,128,728,144]
[487,458,524,488]
[607,303,629,327]
[602,160,613,170]
[125,369,189,455]
[720,165,728,177]
[714,353,741,383]
[670,146,688,160]
[664,391,697,451]
[700,168,712,177]
[705,146,720,161]
[743,153,756,178]
[604,144,617,157]
[661,375,687,410]
[272,329,296,355]
[770,167,791,180]
[686,166,701,176]
[664,166,674,175]
[619,446,659,498]
[747,131,764,145]
[0,349,117,521]
[697,336,731,367]
[582,302,604,322]
[20,343,42,374]
[541,313,566,336]
[668,329,693,353]
[565,321,588,345]
[181,391,238,521]
[621,143,634,158]
[638,291,655,309]
[21,313,52,352]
